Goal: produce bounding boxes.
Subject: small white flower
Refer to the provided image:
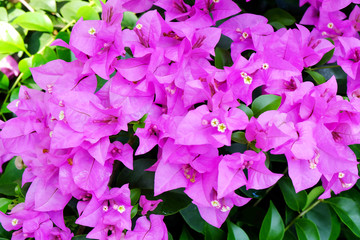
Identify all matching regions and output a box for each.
[88,27,96,35]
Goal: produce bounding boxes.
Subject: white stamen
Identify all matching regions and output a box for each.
[342,183,352,188]
[327,22,334,29]
[15,100,20,107]
[220,205,230,212]
[217,123,227,133]
[117,205,126,213]
[136,23,143,30]
[240,72,247,77]
[262,63,269,70]
[11,218,18,226]
[243,76,253,84]
[211,118,219,127]
[242,32,249,39]
[338,172,345,179]
[59,111,65,121]
[49,131,53,138]
[103,206,108,212]
[211,200,221,208]
[88,27,96,35]
[309,162,317,169]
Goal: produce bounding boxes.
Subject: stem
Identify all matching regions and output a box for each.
[19,0,34,12]
[3,73,23,105]
[309,65,340,71]
[284,199,322,232]
[60,20,76,32]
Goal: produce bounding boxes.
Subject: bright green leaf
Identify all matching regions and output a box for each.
[32,53,47,67]
[278,177,307,212]
[13,12,53,32]
[302,186,324,211]
[305,69,326,85]
[0,158,24,196]
[227,221,250,240]
[60,1,88,22]
[130,188,141,205]
[0,198,11,213]
[0,73,9,90]
[10,87,20,102]
[259,201,285,240]
[264,8,296,26]
[121,11,138,29]
[326,197,360,237]
[251,94,282,118]
[238,104,253,120]
[7,8,25,22]
[18,57,32,79]
[42,47,57,62]
[131,204,138,218]
[0,22,26,54]
[30,0,56,12]
[76,5,100,20]
[231,131,248,144]
[295,218,320,240]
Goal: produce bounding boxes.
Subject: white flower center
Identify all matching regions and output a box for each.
[211,118,219,127]
[103,206,108,212]
[262,63,269,70]
[327,22,334,29]
[338,172,345,179]
[243,76,253,84]
[220,205,230,212]
[117,205,126,213]
[59,111,65,120]
[211,200,221,208]
[88,27,96,35]
[242,32,249,39]
[136,23,143,30]
[11,218,18,226]
[217,123,227,133]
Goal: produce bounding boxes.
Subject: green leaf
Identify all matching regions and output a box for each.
[204,223,226,240]
[7,8,25,22]
[130,204,138,218]
[28,32,53,55]
[326,197,360,237]
[142,188,192,216]
[0,72,9,90]
[130,188,141,205]
[180,203,206,233]
[180,226,195,240]
[32,53,47,67]
[305,69,326,85]
[42,47,57,62]
[214,47,233,69]
[76,5,100,20]
[238,104,253,120]
[13,12,53,32]
[18,57,33,79]
[121,11,138,29]
[231,131,248,144]
[278,177,307,212]
[264,8,296,26]
[251,94,282,118]
[0,198,11,213]
[305,203,340,240]
[71,235,95,240]
[10,87,20,102]
[269,21,286,30]
[315,38,335,66]
[259,201,285,240]
[0,158,24,196]
[0,7,7,22]
[295,218,320,240]
[227,221,250,240]
[96,75,107,92]
[30,0,56,12]
[0,103,11,114]
[0,22,26,54]
[302,186,324,211]
[60,1,88,22]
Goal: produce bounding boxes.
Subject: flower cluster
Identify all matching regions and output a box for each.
[1,0,360,239]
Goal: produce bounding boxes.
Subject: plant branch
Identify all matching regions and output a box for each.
[284,199,322,232]
[19,0,34,12]
[309,65,340,71]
